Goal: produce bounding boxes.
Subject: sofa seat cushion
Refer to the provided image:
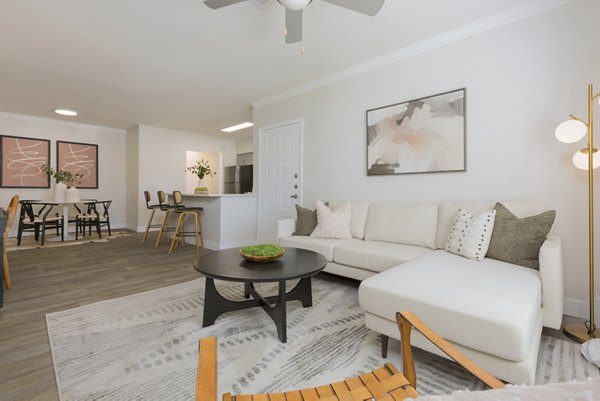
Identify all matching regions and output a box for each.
[333,241,432,273]
[358,250,542,361]
[278,235,360,261]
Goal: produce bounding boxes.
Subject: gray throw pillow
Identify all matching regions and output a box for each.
[293,202,328,236]
[486,202,556,270]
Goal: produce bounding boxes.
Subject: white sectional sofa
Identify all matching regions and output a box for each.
[277,200,563,385]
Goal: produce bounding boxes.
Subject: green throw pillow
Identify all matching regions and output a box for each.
[293,202,328,236]
[486,202,556,270]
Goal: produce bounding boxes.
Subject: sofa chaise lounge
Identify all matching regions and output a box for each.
[277,199,563,385]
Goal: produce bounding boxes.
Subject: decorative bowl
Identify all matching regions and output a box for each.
[240,244,284,263]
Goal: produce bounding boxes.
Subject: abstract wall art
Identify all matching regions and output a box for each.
[0,135,51,188]
[366,88,466,175]
[57,141,98,188]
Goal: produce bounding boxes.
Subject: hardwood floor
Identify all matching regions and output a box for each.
[0,232,584,400]
[0,232,203,401]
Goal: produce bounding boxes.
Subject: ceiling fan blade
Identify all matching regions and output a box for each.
[204,0,248,10]
[321,0,384,16]
[285,9,302,43]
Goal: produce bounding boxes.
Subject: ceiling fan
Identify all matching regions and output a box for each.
[204,0,384,43]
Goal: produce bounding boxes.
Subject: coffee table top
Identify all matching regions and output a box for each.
[193,247,327,282]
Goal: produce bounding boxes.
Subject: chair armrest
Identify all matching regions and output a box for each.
[276,218,296,240]
[396,311,505,391]
[196,337,218,401]
[538,234,564,329]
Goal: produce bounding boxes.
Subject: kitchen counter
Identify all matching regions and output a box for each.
[168,193,257,250]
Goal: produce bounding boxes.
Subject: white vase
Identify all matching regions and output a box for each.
[66,186,80,202]
[198,178,205,188]
[54,181,67,203]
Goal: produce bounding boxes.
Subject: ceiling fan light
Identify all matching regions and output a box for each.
[277,0,312,11]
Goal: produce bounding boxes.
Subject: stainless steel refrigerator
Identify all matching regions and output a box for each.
[224,165,253,194]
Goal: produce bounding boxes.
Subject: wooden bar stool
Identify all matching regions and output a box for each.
[154,190,177,248]
[168,190,203,255]
[142,191,162,243]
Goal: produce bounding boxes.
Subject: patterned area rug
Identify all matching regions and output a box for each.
[46,275,599,401]
[7,232,131,251]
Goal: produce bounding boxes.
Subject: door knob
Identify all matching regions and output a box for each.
[290,194,298,199]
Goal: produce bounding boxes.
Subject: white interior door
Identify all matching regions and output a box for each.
[258,119,302,243]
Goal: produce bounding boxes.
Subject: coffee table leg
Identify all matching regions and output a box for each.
[286,277,313,307]
[202,277,221,327]
[273,281,287,342]
[244,282,250,298]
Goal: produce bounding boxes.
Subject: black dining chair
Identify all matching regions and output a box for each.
[74,201,102,240]
[17,200,64,246]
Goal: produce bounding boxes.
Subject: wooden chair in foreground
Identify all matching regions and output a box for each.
[195,311,505,401]
[3,195,20,289]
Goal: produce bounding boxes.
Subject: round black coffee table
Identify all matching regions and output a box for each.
[193,247,327,343]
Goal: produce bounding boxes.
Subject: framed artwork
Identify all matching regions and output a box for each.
[57,141,98,188]
[366,88,466,175]
[0,135,51,188]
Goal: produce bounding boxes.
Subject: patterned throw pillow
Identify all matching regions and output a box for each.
[310,200,352,240]
[445,209,496,261]
[486,202,556,270]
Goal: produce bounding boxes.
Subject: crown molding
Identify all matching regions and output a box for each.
[252,0,576,109]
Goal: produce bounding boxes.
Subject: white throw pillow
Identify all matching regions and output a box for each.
[445,208,496,261]
[310,200,352,240]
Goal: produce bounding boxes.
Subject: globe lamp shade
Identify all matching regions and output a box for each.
[572,149,600,170]
[555,120,587,143]
[277,0,312,10]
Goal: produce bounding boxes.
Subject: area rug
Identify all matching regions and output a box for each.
[7,231,131,251]
[46,276,599,401]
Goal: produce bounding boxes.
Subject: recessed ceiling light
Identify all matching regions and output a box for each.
[221,122,254,133]
[54,109,78,116]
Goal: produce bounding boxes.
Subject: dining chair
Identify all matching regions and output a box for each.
[3,195,20,289]
[142,191,162,243]
[195,311,504,401]
[17,200,64,246]
[74,201,102,240]
[168,190,203,255]
[96,200,112,236]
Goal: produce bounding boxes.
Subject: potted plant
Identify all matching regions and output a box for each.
[41,164,85,202]
[186,159,215,193]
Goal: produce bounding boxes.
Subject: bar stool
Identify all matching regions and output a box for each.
[154,190,177,248]
[168,190,204,255]
[142,191,162,243]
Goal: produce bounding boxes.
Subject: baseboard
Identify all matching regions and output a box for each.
[564,296,600,321]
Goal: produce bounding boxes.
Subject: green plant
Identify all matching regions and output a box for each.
[186,159,215,179]
[240,244,283,257]
[41,164,84,186]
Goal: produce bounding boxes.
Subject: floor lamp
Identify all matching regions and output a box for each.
[555,84,600,342]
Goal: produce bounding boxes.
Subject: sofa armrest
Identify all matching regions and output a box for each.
[276,218,296,240]
[539,234,563,330]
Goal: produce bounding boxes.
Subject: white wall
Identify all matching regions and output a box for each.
[253,0,600,318]
[0,111,127,231]
[125,126,140,231]
[134,125,237,231]
[236,137,253,155]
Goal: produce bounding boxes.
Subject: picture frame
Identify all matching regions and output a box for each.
[366,88,466,175]
[57,141,98,188]
[0,135,51,188]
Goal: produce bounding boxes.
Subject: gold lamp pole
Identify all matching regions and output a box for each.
[556,84,600,342]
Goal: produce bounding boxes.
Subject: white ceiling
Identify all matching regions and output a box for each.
[0,0,538,139]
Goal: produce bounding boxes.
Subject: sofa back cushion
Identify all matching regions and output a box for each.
[436,200,548,249]
[364,203,438,248]
[329,201,370,239]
